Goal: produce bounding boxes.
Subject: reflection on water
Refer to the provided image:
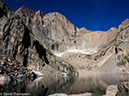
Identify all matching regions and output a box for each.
[0,74,129,96]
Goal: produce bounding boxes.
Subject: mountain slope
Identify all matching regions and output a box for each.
[1,0,129,76]
[15,5,129,74]
[0,0,78,77]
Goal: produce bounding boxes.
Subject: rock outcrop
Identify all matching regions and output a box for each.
[104,85,118,96]
[115,19,129,67]
[0,51,36,82]
[116,82,129,96]
[0,0,78,81]
[15,7,79,53]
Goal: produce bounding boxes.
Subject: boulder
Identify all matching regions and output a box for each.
[48,93,68,96]
[104,85,118,96]
[116,82,129,96]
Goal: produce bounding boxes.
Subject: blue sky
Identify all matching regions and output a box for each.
[3,0,129,31]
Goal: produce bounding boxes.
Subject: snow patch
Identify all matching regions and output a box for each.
[32,70,43,77]
[54,49,96,57]
[43,25,46,27]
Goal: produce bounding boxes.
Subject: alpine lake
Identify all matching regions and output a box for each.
[0,73,129,96]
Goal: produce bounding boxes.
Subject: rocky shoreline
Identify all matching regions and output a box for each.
[0,51,37,84]
[49,93,92,96]
[49,82,129,96]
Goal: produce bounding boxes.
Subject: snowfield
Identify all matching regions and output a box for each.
[54,49,97,57]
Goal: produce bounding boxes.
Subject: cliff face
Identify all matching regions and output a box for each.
[15,7,79,53]
[115,19,129,67]
[0,0,77,76]
[15,6,119,55]
[1,0,129,75]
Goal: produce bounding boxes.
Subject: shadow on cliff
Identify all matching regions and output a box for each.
[33,40,49,64]
[0,7,5,18]
[21,26,49,67]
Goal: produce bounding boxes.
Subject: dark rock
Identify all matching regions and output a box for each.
[116,82,129,96]
[115,20,129,67]
[4,75,11,84]
[0,51,37,82]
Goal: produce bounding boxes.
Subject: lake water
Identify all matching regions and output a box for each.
[0,74,129,96]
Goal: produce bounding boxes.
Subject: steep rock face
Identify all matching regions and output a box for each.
[0,0,77,75]
[15,5,129,74]
[15,6,119,55]
[115,19,129,67]
[116,82,129,96]
[43,12,79,37]
[15,6,35,25]
[16,6,45,44]
[75,27,118,52]
[15,7,79,53]
[39,12,119,54]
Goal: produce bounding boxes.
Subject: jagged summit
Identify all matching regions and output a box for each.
[16,6,44,17]
[16,6,28,10]
[35,10,44,17]
[16,6,35,18]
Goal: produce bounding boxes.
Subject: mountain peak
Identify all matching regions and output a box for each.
[35,10,43,17]
[16,6,30,12]
[119,19,129,29]
[15,6,35,18]
[44,12,63,19]
[108,27,117,31]
[79,27,87,31]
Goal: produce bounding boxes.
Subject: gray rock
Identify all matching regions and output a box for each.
[116,82,129,96]
[103,85,118,96]
[48,93,68,96]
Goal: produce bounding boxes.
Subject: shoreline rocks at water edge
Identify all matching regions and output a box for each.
[48,93,92,96]
[0,52,38,83]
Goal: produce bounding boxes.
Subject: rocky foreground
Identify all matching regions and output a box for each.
[0,51,37,83]
[49,82,129,96]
